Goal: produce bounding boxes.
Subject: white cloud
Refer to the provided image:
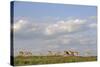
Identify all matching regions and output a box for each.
[13,19,27,32]
[14,19,39,33]
[14,18,95,36]
[44,19,86,35]
[28,23,38,32]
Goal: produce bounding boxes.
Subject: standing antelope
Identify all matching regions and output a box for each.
[64,50,79,56]
[48,51,53,56]
[18,51,32,57]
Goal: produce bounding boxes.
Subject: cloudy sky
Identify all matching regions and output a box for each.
[13,1,97,56]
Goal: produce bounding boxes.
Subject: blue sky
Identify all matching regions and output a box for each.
[14,1,97,19]
[13,1,97,56]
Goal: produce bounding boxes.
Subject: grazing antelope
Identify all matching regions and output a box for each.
[18,51,32,57]
[48,51,53,56]
[73,51,79,56]
[64,51,72,56]
[19,51,24,56]
[64,50,79,56]
[25,51,32,56]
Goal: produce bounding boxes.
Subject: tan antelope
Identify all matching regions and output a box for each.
[47,51,53,56]
[18,50,32,57]
[64,50,79,56]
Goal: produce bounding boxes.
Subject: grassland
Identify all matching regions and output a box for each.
[14,56,97,66]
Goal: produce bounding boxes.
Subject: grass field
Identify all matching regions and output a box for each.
[14,56,97,66]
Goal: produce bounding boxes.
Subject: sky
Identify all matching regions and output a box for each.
[12,1,97,56]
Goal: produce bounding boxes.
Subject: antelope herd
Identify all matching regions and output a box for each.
[18,50,79,57]
[19,51,33,56]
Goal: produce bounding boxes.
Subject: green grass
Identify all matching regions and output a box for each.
[14,56,97,66]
